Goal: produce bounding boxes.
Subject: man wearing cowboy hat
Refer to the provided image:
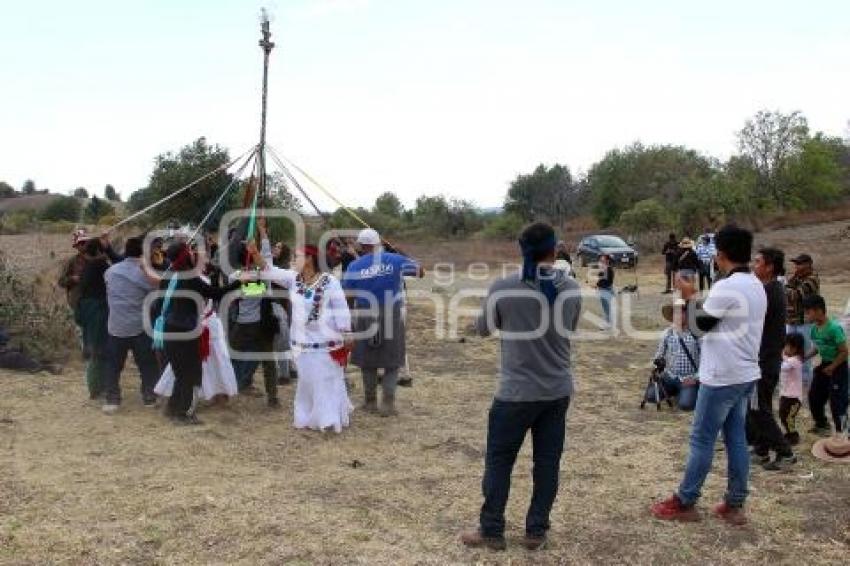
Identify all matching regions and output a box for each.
[676,237,702,273]
[58,229,93,313]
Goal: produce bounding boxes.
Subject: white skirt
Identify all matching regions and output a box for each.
[154,314,238,400]
[293,351,353,433]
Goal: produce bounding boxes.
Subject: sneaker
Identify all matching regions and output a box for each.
[172,414,203,426]
[397,377,413,388]
[763,453,797,471]
[520,534,547,551]
[808,425,831,437]
[239,385,264,398]
[750,451,770,465]
[650,495,700,522]
[102,403,119,415]
[459,529,507,551]
[712,502,747,526]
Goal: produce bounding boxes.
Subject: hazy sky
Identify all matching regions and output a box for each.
[2,0,848,210]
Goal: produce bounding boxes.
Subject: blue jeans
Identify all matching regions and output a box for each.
[599,289,614,324]
[677,381,755,508]
[662,375,699,411]
[480,396,570,538]
[786,323,813,386]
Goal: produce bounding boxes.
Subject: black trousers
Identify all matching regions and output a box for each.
[664,263,675,291]
[809,361,849,431]
[778,396,802,442]
[480,396,570,538]
[747,368,792,457]
[164,338,202,417]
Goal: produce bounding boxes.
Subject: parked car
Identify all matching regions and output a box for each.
[577,234,639,268]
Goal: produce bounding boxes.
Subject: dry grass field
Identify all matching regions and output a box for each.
[1,222,849,565]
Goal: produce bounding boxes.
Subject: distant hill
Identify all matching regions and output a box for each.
[0,194,126,216]
[0,194,64,213]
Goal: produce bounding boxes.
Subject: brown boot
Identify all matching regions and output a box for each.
[520,534,547,550]
[460,529,506,551]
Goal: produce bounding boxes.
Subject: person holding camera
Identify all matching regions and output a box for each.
[653,298,700,411]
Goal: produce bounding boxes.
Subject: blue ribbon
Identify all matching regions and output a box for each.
[520,234,557,304]
[153,275,179,351]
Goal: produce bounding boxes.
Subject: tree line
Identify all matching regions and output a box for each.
[5,110,847,239]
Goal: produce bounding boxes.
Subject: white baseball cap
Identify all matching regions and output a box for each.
[356,228,381,246]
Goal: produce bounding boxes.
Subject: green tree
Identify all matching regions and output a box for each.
[0,181,15,198]
[588,143,715,227]
[373,191,404,218]
[104,184,120,201]
[21,179,36,195]
[737,110,808,209]
[127,137,235,227]
[618,198,674,233]
[40,196,82,222]
[504,164,581,226]
[73,187,89,198]
[786,134,845,209]
[84,196,115,223]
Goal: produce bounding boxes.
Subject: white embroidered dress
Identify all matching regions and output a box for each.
[261,267,353,433]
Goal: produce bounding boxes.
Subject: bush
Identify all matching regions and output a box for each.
[0,210,38,234]
[41,220,78,235]
[97,214,122,227]
[482,212,525,240]
[41,195,82,222]
[618,198,673,234]
[0,251,75,363]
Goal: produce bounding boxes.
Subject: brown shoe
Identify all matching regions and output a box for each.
[521,534,547,550]
[712,502,747,526]
[460,529,506,551]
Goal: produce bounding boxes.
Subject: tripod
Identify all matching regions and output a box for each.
[640,367,674,411]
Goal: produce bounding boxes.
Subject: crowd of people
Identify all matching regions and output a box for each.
[460,222,848,550]
[45,217,848,551]
[57,222,422,429]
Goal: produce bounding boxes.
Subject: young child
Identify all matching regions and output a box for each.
[779,333,805,445]
[803,295,849,436]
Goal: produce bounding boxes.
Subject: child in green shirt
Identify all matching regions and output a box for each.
[803,295,849,436]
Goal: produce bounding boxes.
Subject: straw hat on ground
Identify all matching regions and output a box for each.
[811,436,850,464]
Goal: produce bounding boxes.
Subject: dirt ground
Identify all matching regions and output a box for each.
[1,223,849,565]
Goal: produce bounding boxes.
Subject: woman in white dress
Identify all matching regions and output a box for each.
[248,242,354,433]
[154,279,239,404]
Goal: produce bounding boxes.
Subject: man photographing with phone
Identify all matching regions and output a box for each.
[652,224,767,526]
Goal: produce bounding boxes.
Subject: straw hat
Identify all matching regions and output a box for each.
[661,299,686,322]
[679,238,695,249]
[811,436,850,464]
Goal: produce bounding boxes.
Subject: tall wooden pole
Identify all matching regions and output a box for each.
[258,9,275,205]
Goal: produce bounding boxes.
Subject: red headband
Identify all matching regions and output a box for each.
[170,245,193,270]
[298,245,319,258]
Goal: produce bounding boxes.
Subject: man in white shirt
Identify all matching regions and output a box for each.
[651,224,766,526]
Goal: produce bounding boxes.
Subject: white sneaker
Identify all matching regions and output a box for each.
[102,404,119,415]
